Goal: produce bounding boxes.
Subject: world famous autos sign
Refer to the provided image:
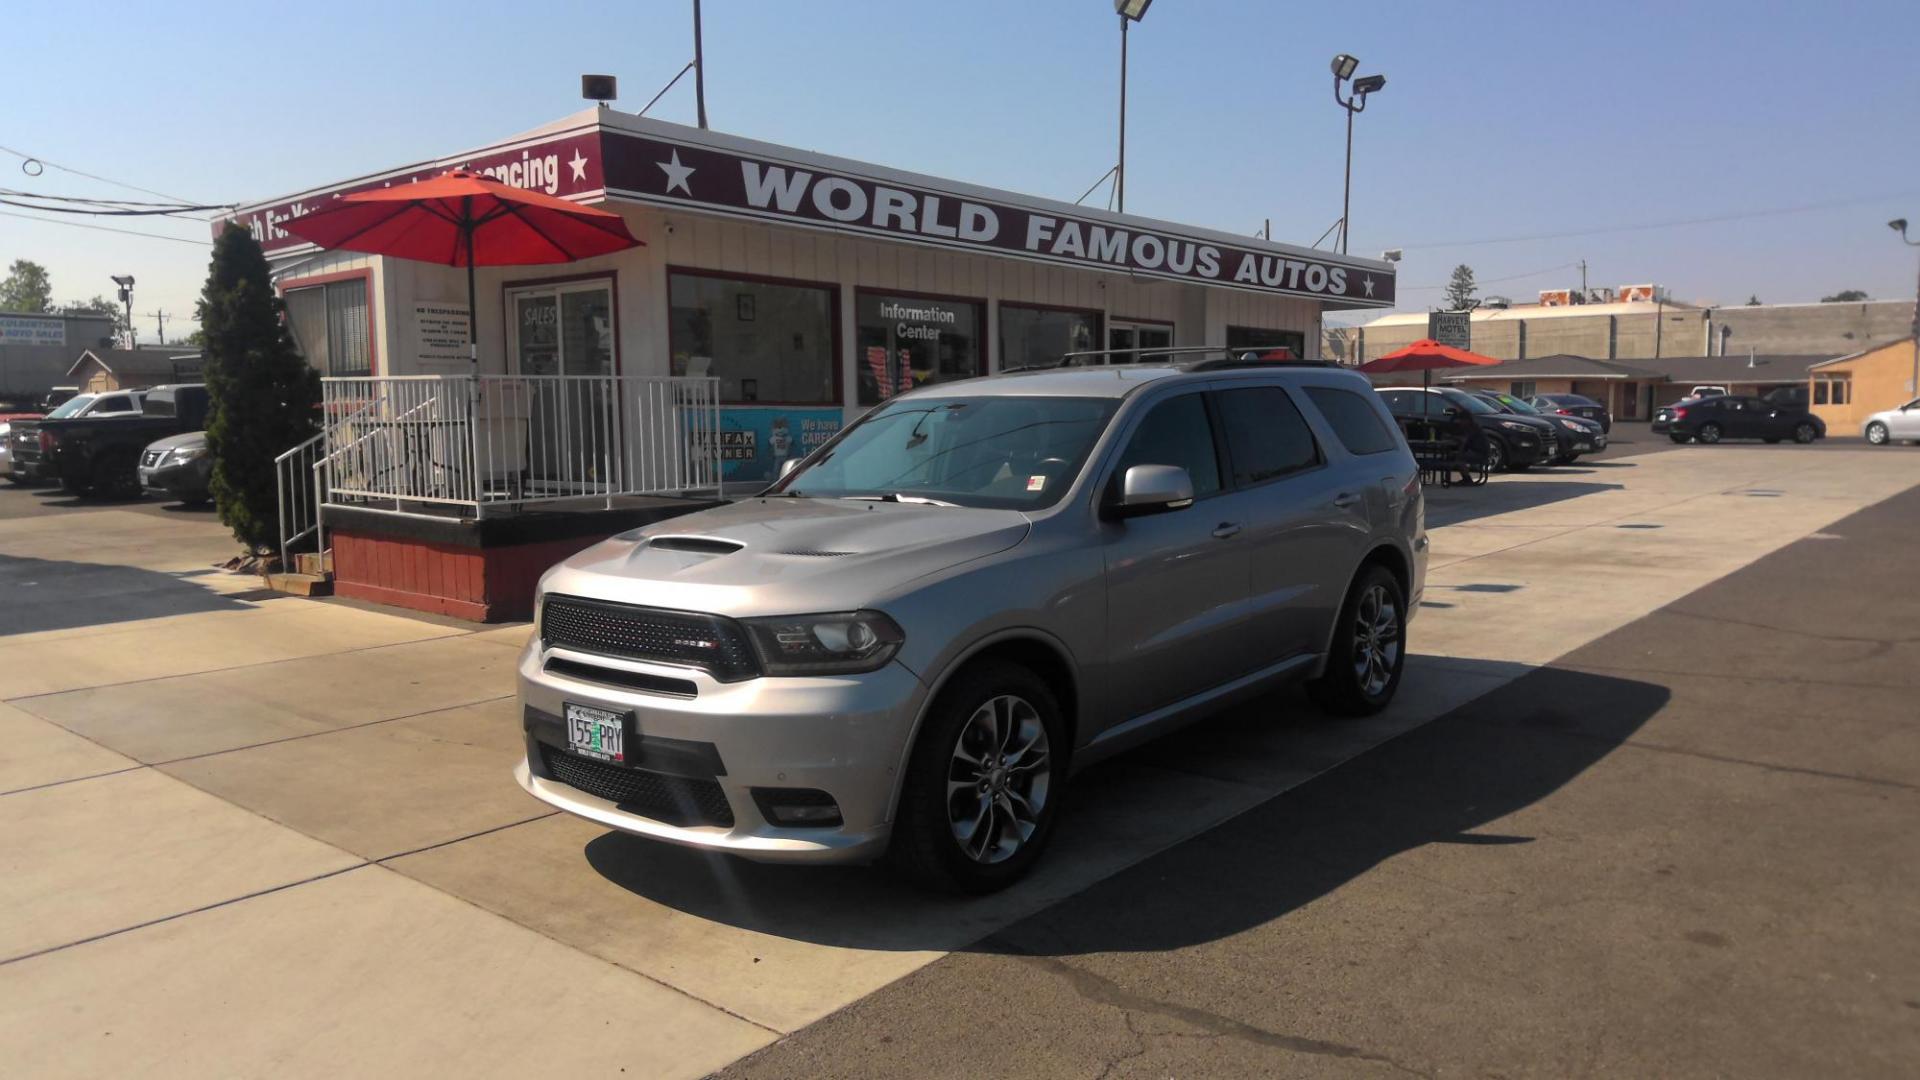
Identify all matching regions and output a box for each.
[599,129,1394,307]
[219,127,606,255]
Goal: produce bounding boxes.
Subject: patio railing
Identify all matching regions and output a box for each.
[314,373,722,514]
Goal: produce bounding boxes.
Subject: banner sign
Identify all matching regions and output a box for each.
[222,129,605,254]
[697,407,843,484]
[1428,310,1472,352]
[602,130,1394,306]
[0,315,66,346]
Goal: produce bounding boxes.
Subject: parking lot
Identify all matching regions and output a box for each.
[3,439,1917,1078]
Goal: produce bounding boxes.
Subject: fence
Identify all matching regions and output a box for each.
[312,373,722,514]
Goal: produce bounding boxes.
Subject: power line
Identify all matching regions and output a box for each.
[0,195,228,217]
[0,143,201,203]
[0,208,211,246]
[1397,189,1920,251]
[0,187,224,209]
[1401,261,1581,291]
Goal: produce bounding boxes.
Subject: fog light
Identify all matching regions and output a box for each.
[751,788,842,828]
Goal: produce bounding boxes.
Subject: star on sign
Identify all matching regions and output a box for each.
[568,150,588,183]
[1362,275,1375,297]
[658,150,695,195]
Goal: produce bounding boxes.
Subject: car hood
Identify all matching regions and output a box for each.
[541,497,1032,617]
[144,431,205,453]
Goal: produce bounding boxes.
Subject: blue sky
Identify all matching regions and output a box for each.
[4,0,1916,338]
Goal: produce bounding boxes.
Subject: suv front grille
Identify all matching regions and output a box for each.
[537,744,734,828]
[141,449,165,467]
[541,594,759,682]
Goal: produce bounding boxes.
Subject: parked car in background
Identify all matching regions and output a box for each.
[0,411,45,479]
[39,386,80,411]
[1689,384,1730,399]
[1651,394,1824,445]
[1863,397,1920,446]
[1378,386,1555,471]
[28,384,208,496]
[138,431,213,505]
[1471,390,1607,465]
[7,392,144,484]
[519,359,1426,892]
[1527,392,1611,433]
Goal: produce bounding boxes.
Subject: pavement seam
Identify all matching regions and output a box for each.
[0,624,499,704]
[0,763,145,798]
[1614,738,1920,793]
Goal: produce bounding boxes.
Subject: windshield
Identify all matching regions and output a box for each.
[45,394,97,419]
[773,394,1119,510]
[1439,389,1497,415]
[1493,394,1542,415]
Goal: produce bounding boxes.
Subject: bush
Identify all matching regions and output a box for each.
[197,223,320,554]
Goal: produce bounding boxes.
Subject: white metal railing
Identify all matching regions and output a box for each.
[314,374,722,514]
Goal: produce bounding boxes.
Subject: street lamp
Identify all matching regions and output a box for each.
[110,274,135,350]
[1891,218,1919,398]
[1114,0,1152,213]
[1332,54,1387,255]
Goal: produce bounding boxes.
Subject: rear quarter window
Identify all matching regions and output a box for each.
[1305,387,1400,455]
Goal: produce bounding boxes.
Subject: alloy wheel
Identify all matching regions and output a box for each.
[1868,423,1889,445]
[1794,423,1816,444]
[946,695,1052,865]
[1699,424,1722,444]
[1486,439,1505,471]
[1351,583,1402,698]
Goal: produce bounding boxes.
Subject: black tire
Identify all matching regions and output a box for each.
[1697,422,1723,445]
[1867,422,1890,446]
[889,660,1065,894]
[89,451,141,499]
[1483,438,1506,473]
[1792,422,1817,444]
[1307,563,1408,718]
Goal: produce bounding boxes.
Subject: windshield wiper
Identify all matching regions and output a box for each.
[839,493,959,507]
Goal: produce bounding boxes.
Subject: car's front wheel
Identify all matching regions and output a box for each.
[890,660,1064,894]
[1866,422,1890,445]
[1483,438,1506,473]
[1308,564,1407,717]
[1792,422,1817,444]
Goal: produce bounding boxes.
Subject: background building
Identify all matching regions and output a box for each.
[1352,294,1911,366]
[0,311,118,404]
[1807,337,1919,431]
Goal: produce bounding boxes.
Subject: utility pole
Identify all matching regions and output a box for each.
[111,274,135,350]
[1116,10,1127,213]
[147,310,169,345]
[692,0,708,130]
[1578,259,1588,301]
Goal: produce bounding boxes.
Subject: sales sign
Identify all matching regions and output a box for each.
[0,315,66,346]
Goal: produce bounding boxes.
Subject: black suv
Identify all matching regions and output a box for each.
[1378,386,1556,471]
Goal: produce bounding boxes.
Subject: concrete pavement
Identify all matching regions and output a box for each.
[2,444,1916,1077]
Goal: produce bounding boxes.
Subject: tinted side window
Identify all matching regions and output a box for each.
[1305,387,1399,456]
[1114,394,1221,498]
[145,391,177,418]
[1217,387,1320,486]
[95,395,131,413]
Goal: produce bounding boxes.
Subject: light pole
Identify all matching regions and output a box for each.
[1331,54,1386,255]
[111,274,135,350]
[1892,219,1920,397]
[1114,0,1152,213]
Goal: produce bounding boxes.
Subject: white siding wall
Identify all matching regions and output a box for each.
[359,204,1327,409]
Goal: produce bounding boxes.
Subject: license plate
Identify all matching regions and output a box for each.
[565,703,627,763]
[1575,441,1593,451]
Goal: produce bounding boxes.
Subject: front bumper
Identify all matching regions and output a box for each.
[139,459,208,500]
[516,636,929,864]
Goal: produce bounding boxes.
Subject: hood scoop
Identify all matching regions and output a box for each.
[646,536,744,556]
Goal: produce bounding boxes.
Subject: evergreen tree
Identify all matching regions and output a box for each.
[197,224,319,555]
[1443,264,1479,311]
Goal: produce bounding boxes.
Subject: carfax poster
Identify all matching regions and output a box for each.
[700,407,843,484]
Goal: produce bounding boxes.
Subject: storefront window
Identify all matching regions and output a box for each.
[669,271,836,404]
[285,277,371,377]
[1109,320,1173,364]
[856,292,984,405]
[1000,303,1100,371]
[1226,325,1306,361]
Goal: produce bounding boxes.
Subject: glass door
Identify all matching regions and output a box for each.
[1109,321,1173,364]
[509,282,616,491]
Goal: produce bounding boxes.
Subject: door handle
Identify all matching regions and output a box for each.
[1332,492,1361,508]
[1211,522,1243,539]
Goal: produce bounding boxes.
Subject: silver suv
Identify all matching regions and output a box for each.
[517,361,1426,892]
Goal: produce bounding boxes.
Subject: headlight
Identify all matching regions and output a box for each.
[170,444,209,461]
[1556,418,1585,431]
[0,423,10,438]
[741,610,905,676]
[1497,421,1534,433]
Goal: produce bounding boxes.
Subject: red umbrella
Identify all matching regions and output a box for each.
[279,170,643,374]
[1359,338,1500,374]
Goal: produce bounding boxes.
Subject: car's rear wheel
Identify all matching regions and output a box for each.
[890,660,1063,894]
[1792,422,1817,444]
[1307,564,1407,718]
[1867,421,1890,445]
[1697,423,1723,444]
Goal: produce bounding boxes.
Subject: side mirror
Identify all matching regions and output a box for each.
[1110,464,1194,518]
[778,458,802,479]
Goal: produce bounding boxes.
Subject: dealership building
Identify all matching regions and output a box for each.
[231,107,1396,618]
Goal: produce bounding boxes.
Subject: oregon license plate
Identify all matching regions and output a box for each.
[565,703,626,763]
